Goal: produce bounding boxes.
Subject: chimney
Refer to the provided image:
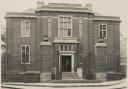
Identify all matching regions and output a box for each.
[85,4,93,11]
[37,0,45,9]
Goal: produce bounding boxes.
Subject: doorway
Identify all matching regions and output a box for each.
[61,56,71,72]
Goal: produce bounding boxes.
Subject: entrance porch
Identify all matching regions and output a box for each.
[59,53,82,80]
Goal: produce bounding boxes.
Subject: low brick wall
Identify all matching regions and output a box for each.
[1,74,7,82]
[107,73,125,81]
[24,73,40,83]
[2,74,23,82]
[2,73,40,83]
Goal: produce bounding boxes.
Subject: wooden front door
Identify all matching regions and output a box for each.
[61,56,71,72]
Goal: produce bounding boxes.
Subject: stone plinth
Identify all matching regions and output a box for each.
[40,42,52,82]
[95,42,107,81]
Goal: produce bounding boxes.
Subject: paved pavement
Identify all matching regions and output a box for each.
[1,79,127,89]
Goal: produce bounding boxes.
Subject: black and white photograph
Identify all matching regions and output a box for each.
[1,0,127,89]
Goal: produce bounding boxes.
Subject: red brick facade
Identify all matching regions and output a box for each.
[4,2,121,82]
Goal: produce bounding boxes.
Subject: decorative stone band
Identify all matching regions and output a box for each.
[94,18,121,22]
[53,37,79,43]
[36,8,93,13]
[19,71,40,74]
[95,43,107,47]
[5,15,37,18]
[40,42,52,46]
[5,15,120,22]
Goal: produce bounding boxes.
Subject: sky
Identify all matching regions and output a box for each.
[0,0,128,37]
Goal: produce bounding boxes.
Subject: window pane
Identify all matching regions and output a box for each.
[103,31,106,38]
[100,25,102,30]
[22,52,25,63]
[26,22,30,29]
[26,54,29,63]
[26,22,30,36]
[68,23,71,29]
[22,46,25,52]
[26,46,29,53]
[21,21,25,29]
[64,29,67,36]
[64,17,68,22]
[64,23,67,28]
[100,31,102,38]
[68,17,71,23]
[60,17,63,22]
[103,25,106,30]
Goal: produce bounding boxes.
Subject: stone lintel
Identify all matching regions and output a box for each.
[40,42,52,46]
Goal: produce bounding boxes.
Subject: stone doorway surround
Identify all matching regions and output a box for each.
[59,53,74,72]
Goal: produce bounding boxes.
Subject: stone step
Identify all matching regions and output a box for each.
[62,72,81,80]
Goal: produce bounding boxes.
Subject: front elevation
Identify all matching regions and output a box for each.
[4,2,121,82]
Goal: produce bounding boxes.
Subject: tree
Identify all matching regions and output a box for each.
[1,24,6,76]
[1,25,6,59]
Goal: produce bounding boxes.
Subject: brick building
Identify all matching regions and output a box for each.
[4,1,121,82]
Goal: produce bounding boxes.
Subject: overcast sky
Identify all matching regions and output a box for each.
[0,0,128,37]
